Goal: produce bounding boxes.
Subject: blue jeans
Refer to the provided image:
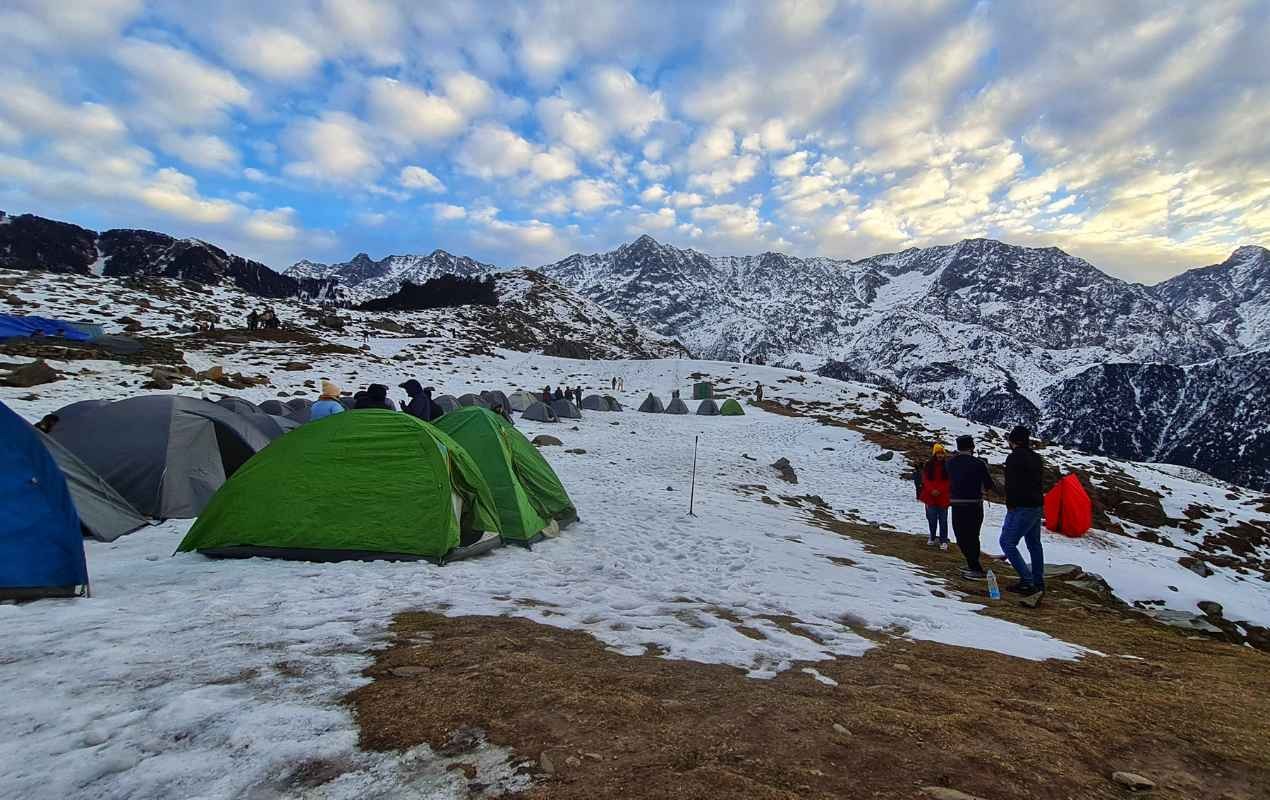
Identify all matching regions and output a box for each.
[925,505,948,542]
[1000,507,1044,588]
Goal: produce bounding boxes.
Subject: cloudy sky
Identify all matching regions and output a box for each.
[1,1,1267,280]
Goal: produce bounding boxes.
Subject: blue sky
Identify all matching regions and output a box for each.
[1,1,1267,281]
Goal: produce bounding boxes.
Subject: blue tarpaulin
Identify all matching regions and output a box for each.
[0,313,95,342]
[0,401,89,599]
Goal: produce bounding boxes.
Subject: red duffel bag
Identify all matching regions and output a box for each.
[1044,473,1092,538]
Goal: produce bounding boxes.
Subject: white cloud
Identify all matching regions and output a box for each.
[688,126,736,169]
[537,97,607,155]
[244,207,300,240]
[441,71,496,116]
[638,160,671,181]
[456,125,536,179]
[688,154,760,196]
[114,39,250,127]
[433,203,467,221]
[587,66,665,137]
[772,151,810,178]
[631,206,676,232]
[0,0,142,48]
[367,77,466,145]
[283,112,380,182]
[530,147,579,182]
[225,27,323,81]
[137,168,238,223]
[640,184,668,204]
[399,165,445,193]
[670,192,704,208]
[569,178,620,212]
[0,83,126,140]
[158,133,239,171]
[356,211,388,227]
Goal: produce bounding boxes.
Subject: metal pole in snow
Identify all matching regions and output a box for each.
[688,435,699,516]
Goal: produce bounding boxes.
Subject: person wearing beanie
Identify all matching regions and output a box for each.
[1000,425,1046,600]
[944,434,999,579]
[399,378,439,421]
[309,380,345,422]
[913,443,952,550]
[355,383,395,410]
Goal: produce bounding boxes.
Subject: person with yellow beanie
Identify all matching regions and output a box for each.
[310,380,345,422]
[913,442,951,549]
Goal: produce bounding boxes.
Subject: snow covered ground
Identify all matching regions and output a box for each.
[4,272,1270,798]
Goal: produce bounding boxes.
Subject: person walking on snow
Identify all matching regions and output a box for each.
[310,381,345,421]
[1000,425,1046,600]
[944,434,998,579]
[914,444,951,550]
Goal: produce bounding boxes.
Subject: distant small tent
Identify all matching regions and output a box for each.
[50,395,272,519]
[0,313,94,342]
[508,391,537,412]
[176,411,502,563]
[434,395,462,414]
[720,398,745,416]
[693,382,714,400]
[39,431,149,542]
[216,396,259,417]
[696,399,721,416]
[603,395,624,412]
[458,393,489,408]
[551,399,582,419]
[581,394,622,412]
[665,397,690,414]
[284,398,312,422]
[522,401,558,423]
[638,393,665,413]
[243,412,299,440]
[1,401,89,600]
[481,390,510,411]
[434,407,577,545]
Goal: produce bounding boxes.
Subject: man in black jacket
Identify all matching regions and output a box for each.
[1000,425,1046,599]
[944,434,998,579]
[399,379,438,421]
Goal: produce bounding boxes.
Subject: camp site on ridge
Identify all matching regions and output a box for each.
[3,260,1270,800]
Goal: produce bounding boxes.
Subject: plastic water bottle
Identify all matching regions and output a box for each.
[986,569,1001,600]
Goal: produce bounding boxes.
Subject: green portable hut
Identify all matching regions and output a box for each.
[175,410,501,563]
[692,381,714,400]
[434,407,577,545]
[720,398,746,416]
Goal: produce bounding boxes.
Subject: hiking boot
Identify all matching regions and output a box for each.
[939,542,950,551]
[961,569,987,580]
[926,538,937,547]
[1019,588,1046,609]
[1006,581,1038,594]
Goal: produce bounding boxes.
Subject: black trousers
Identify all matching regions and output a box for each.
[950,503,985,572]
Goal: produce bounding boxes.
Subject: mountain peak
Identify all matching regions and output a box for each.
[631,234,662,247]
[1230,245,1269,263]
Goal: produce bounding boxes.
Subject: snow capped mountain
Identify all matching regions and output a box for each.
[285,250,494,305]
[1153,245,1270,350]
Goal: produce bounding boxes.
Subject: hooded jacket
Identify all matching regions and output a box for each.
[399,379,439,421]
[355,383,395,410]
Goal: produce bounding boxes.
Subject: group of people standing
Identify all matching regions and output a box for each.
[246,307,281,331]
[913,425,1047,601]
[308,379,512,424]
[543,385,584,404]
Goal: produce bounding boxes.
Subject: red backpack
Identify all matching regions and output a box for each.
[1044,474,1092,537]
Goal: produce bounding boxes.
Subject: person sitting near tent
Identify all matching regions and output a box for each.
[310,381,345,421]
[246,310,259,331]
[945,434,998,580]
[355,383,395,410]
[34,414,59,434]
[400,379,439,421]
[553,386,565,402]
[913,444,951,550]
[491,402,514,423]
[1000,425,1046,600]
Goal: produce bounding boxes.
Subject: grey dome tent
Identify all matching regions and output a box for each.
[50,395,273,519]
[54,398,111,422]
[696,398,721,416]
[39,431,149,542]
[551,399,582,419]
[665,397,689,414]
[522,401,558,422]
[582,394,622,412]
[216,396,259,417]
[257,399,288,416]
[285,398,312,421]
[434,395,461,414]
[638,393,665,413]
[481,390,510,411]
[508,391,537,412]
[457,393,489,408]
[603,395,624,412]
[243,412,299,440]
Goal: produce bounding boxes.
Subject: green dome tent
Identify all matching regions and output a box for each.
[176,410,501,563]
[720,398,746,416]
[434,407,577,546]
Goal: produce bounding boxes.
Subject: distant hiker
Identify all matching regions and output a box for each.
[246,310,259,331]
[400,379,438,421]
[945,434,999,579]
[542,386,553,402]
[34,414,59,434]
[355,383,394,410]
[310,381,345,421]
[575,386,583,404]
[618,377,624,391]
[611,377,617,390]
[1000,425,1046,600]
[553,386,565,402]
[914,444,951,550]
[755,382,764,402]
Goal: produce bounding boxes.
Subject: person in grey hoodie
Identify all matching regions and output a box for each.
[943,434,998,579]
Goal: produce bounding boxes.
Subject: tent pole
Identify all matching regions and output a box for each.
[688,435,698,517]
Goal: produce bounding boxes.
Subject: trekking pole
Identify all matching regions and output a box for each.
[688,435,699,516]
